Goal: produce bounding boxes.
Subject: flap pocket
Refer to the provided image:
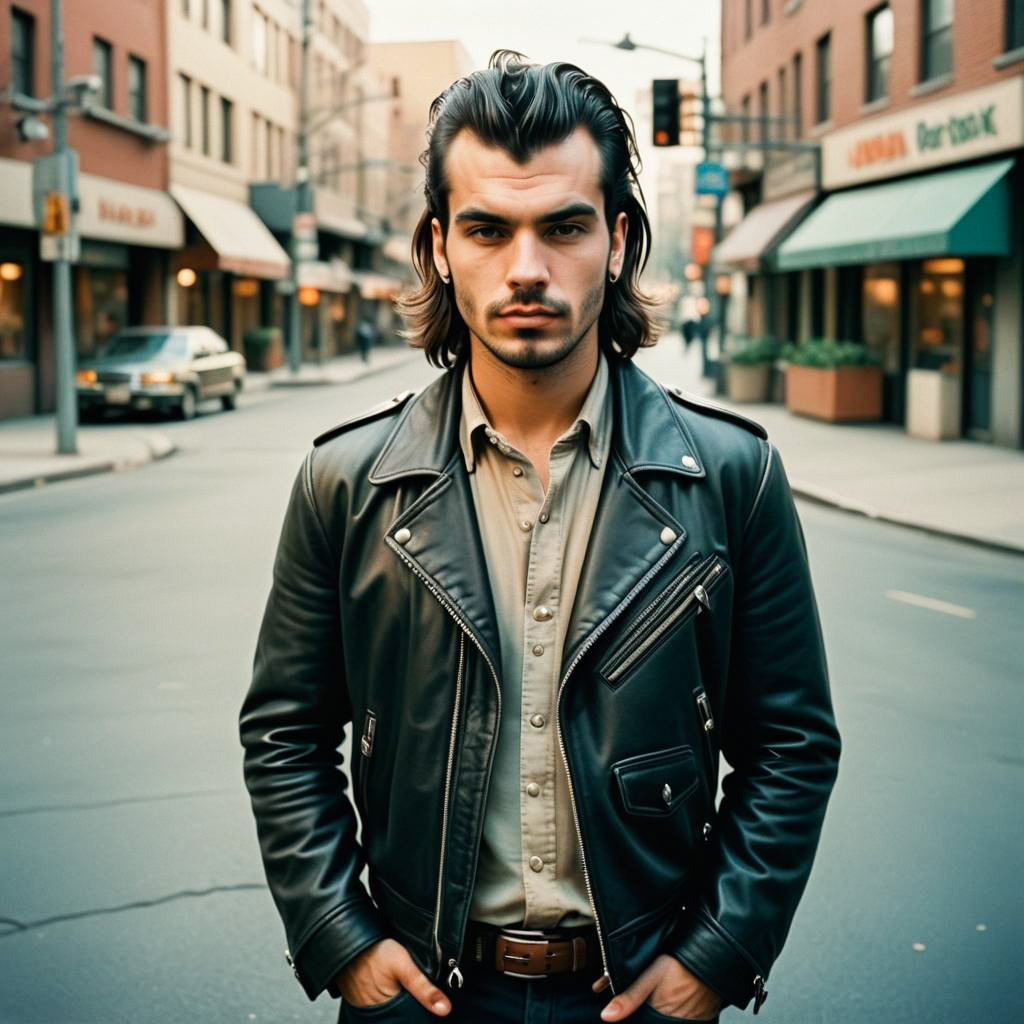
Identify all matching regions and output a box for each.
[612,746,699,817]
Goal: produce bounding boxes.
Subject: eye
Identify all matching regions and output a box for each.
[468,225,504,240]
[548,223,586,238]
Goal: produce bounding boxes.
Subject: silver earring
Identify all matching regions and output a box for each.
[439,272,450,285]
[609,271,619,283]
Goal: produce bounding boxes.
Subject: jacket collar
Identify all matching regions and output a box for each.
[369,353,706,484]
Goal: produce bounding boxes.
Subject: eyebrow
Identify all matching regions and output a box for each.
[453,201,599,227]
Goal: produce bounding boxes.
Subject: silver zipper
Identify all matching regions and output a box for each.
[432,632,465,971]
[387,536,503,986]
[554,541,687,992]
[360,711,377,758]
[605,561,725,684]
[696,692,714,733]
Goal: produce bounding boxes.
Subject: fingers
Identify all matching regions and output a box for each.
[393,946,452,1016]
[600,961,660,1021]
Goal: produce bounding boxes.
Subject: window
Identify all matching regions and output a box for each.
[181,0,190,16]
[11,7,34,97]
[201,0,209,30]
[265,118,273,178]
[92,37,113,109]
[740,94,751,146]
[0,260,27,360]
[758,79,769,143]
[762,0,771,24]
[866,5,894,102]
[793,51,803,138]
[744,0,752,40]
[180,73,192,146]
[221,0,231,45]
[221,96,233,163]
[1011,0,1024,50]
[921,0,953,80]
[252,8,267,73]
[816,32,831,122]
[200,85,210,155]
[777,66,787,141]
[128,55,147,122]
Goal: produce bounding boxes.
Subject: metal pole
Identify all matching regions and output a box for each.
[51,0,76,453]
[287,0,312,374]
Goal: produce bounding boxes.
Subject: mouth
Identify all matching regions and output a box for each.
[497,307,562,327]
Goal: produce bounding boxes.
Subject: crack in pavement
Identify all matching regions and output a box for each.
[0,788,236,819]
[0,883,266,936]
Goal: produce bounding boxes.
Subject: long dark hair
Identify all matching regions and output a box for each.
[397,50,659,368]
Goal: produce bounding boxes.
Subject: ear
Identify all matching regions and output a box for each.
[431,217,451,282]
[608,211,628,280]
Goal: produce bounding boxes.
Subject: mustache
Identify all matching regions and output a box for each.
[486,290,571,318]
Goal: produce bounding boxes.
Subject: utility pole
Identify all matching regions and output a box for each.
[50,0,77,453]
[287,0,314,373]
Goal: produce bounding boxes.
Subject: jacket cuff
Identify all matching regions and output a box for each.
[667,907,768,1013]
[288,897,391,1001]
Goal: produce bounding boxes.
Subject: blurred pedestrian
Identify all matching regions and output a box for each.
[357,317,375,363]
[241,49,839,1024]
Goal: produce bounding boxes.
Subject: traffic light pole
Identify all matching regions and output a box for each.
[51,0,77,454]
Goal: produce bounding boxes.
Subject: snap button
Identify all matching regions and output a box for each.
[526,782,540,797]
[681,455,698,470]
[530,713,545,729]
[532,644,544,656]
[662,783,673,805]
[659,526,677,545]
[529,855,544,872]
[538,511,549,523]
[512,466,524,477]
[394,527,411,545]
[519,519,533,532]
[532,605,552,622]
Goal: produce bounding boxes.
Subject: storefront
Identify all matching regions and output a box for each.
[169,184,291,353]
[776,77,1024,448]
[0,157,184,420]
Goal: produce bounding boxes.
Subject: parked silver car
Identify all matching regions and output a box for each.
[76,326,246,421]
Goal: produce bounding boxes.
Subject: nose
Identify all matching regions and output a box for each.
[505,231,550,293]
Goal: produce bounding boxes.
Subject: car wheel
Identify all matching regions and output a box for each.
[79,405,103,423]
[176,386,198,421]
[221,379,241,411]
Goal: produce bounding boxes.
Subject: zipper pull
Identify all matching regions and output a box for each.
[446,959,464,989]
[696,692,715,733]
[752,974,768,1013]
[360,711,377,758]
[693,583,711,612]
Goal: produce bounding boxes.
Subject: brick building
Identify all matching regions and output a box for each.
[0,0,181,419]
[716,0,1024,447]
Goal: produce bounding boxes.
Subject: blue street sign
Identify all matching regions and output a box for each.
[696,162,729,197]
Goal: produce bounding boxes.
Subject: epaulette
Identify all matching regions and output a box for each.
[313,390,415,447]
[665,386,768,440]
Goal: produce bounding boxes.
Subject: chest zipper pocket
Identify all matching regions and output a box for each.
[359,710,377,809]
[600,555,728,686]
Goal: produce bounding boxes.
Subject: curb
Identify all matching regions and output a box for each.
[0,432,177,497]
[266,350,421,390]
[790,479,1024,558]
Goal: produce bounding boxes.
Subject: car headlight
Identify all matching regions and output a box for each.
[76,370,97,386]
[141,371,176,386]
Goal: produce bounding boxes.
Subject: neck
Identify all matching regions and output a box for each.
[467,333,599,452]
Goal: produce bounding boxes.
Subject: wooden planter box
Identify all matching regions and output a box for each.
[725,362,772,402]
[785,364,883,422]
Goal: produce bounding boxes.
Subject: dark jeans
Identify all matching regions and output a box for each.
[338,960,720,1024]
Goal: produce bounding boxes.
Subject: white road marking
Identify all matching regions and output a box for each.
[884,590,977,619]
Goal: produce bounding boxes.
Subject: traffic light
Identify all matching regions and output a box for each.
[42,192,70,235]
[680,86,703,147]
[651,79,680,147]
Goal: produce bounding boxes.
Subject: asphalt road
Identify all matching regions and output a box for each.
[1,351,1020,1023]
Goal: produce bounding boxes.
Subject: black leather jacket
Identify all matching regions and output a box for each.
[240,355,840,1013]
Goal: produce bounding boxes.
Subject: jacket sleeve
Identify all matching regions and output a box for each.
[239,450,389,1000]
[668,440,841,1011]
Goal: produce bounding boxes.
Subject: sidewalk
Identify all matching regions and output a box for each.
[635,338,1024,556]
[0,344,420,497]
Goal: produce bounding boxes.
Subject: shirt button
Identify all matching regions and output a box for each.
[530,713,545,729]
[532,605,552,622]
[519,519,533,532]
[538,512,549,524]
[394,527,411,545]
[532,644,544,656]
[512,466,524,477]
[660,526,677,545]
[529,855,544,872]
[526,782,540,797]
[488,435,498,445]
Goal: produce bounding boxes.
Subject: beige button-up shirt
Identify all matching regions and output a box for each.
[459,351,612,928]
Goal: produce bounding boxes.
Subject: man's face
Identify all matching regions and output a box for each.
[431,127,627,371]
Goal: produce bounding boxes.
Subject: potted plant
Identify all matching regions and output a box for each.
[782,339,883,422]
[243,326,284,372]
[724,336,778,402]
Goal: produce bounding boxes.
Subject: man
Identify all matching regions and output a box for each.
[241,52,840,1023]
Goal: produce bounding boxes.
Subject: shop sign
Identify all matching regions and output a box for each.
[77,174,184,247]
[822,77,1024,189]
[696,162,729,197]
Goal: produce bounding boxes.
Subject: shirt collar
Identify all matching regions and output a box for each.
[458,350,611,473]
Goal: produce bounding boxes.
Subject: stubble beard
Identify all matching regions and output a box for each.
[456,279,606,372]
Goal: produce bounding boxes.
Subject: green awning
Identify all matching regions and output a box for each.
[775,158,1014,270]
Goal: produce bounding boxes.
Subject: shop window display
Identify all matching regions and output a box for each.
[914,258,964,373]
[0,261,27,359]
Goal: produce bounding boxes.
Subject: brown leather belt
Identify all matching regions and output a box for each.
[464,921,598,978]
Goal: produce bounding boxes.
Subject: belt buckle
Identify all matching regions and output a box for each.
[496,929,558,980]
